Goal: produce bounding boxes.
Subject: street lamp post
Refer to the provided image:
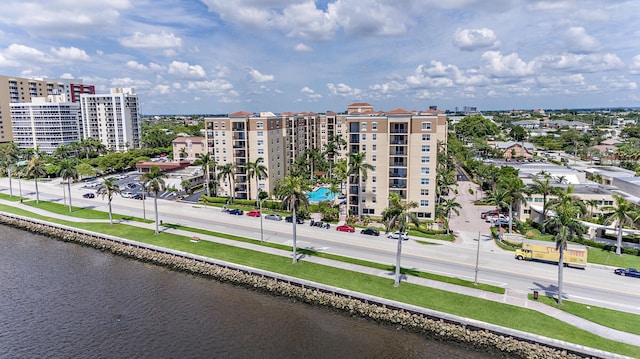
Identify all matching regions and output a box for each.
[259,197,267,244]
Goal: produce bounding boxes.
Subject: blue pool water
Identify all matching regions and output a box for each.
[307,187,337,202]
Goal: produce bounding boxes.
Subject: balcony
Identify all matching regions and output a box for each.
[390,128,408,134]
[235,159,246,166]
[389,171,407,178]
[389,149,407,156]
[233,133,245,140]
[389,180,407,189]
[389,160,407,167]
[234,150,246,157]
[389,189,406,199]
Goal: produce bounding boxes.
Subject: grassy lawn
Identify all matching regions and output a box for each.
[2,203,640,356]
[0,192,26,202]
[588,247,640,268]
[532,294,640,336]
[21,200,152,223]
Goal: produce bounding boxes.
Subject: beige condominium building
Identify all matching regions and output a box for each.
[0,75,93,143]
[79,88,141,151]
[204,103,447,220]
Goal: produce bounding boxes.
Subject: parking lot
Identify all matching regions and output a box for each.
[80,172,182,201]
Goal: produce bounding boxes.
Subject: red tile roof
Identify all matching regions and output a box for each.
[229,111,253,117]
[386,108,412,115]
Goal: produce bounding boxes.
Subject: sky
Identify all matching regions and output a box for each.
[0,0,639,115]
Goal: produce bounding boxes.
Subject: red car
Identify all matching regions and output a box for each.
[247,210,261,217]
[336,224,355,233]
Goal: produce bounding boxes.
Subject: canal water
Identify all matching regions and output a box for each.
[0,225,499,358]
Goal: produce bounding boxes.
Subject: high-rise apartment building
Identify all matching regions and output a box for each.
[9,93,81,154]
[0,75,93,143]
[204,103,447,219]
[79,88,141,151]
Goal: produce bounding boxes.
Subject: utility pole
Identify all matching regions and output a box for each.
[474,231,481,286]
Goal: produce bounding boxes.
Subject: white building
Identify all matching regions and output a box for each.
[79,88,141,151]
[10,93,81,154]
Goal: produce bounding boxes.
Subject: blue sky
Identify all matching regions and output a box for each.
[0,0,639,115]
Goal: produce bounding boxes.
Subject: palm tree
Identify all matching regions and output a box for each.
[347,152,374,219]
[141,166,168,234]
[305,147,323,180]
[584,199,600,219]
[194,153,215,197]
[602,195,640,255]
[501,176,525,234]
[527,171,558,228]
[324,134,346,179]
[58,159,79,212]
[544,198,586,305]
[278,175,310,264]
[246,157,268,202]
[382,192,420,286]
[25,151,47,204]
[96,178,121,224]
[437,197,461,234]
[0,142,19,197]
[217,163,236,204]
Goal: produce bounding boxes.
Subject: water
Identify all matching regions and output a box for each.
[0,224,497,358]
[307,187,337,202]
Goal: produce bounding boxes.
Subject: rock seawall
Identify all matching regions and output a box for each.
[0,213,609,359]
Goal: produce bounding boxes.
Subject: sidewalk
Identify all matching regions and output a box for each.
[0,196,639,348]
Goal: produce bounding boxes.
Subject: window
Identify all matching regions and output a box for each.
[258,149,264,155]
[257,140,264,146]
[257,121,264,129]
[372,176,376,183]
[214,122,219,128]
[372,187,376,193]
[421,156,430,163]
[421,178,430,185]
[361,145,366,151]
[420,200,429,207]
[361,123,367,131]
[534,198,544,203]
[372,122,377,130]
[421,145,431,152]
[221,122,226,129]
[361,134,366,141]
[257,131,263,137]
[422,134,431,141]
[372,155,376,162]
[422,122,432,130]
[421,167,430,174]
[372,144,376,151]
[372,134,377,141]
[421,189,429,196]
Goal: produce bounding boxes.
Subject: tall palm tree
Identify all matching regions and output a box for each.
[381,193,420,286]
[96,178,121,224]
[347,152,374,219]
[141,166,168,234]
[501,176,525,234]
[58,159,79,212]
[194,153,215,197]
[324,134,346,179]
[584,199,600,219]
[602,195,640,255]
[26,151,47,204]
[217,163,237,204]
[0,142,19,197]
[544,197,586,305]
[527,171,558,228]
[278,175,310,264]
[246,157,268,202]
[305,147,323,180]
[436,197,461,234]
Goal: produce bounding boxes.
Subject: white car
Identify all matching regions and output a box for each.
[387,231,409,240]
[121,192,134,198]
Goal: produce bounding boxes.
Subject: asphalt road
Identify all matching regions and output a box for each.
[3,176,640,315]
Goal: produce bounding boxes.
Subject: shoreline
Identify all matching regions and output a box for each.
[0,211,617,359]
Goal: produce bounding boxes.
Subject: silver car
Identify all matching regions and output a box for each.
[264,214,283,221]
[387,231,409,240]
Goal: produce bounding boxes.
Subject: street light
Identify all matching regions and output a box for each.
[259,197,268,244]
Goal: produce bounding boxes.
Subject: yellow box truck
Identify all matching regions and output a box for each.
[515,239,587,269]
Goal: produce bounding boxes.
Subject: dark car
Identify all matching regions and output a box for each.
[360,228,380,236]
[131,193,144,200]
[82,192,95,198]
[614,268,640,278]
[480,209,500,219]
[285,216,304,224]
[228,209,244,215]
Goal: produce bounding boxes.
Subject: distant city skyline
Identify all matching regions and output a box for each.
[0,1,639,114]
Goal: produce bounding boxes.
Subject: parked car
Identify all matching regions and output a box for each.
[247,210,261,217]
[131,193,144,200]
[126,183,137,189]
[82,192,95,198]
[360,228,380,236]
[481,209,500,219]
[228,209,244,215]
[309,219,329,229]
[121,192,134,198]
[614,268,640,278]
[285,216,304,224]
[264,214,283,221]
[387,231,409,240]
[336,224,355,233]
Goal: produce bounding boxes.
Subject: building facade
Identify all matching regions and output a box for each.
[172,136,207,162]
[9,93,81,154]
[0,75,93,143]
[79,88,141,151]
[204,103,448,219]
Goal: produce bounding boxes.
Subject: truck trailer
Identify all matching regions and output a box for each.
[514,239,587,269]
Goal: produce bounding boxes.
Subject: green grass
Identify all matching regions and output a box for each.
[0,192,26,202]
[2,203,640,356]
[532,294,640,336]
[21,200,152,223]
[587,247,640,268]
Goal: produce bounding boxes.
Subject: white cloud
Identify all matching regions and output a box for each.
[369,81,407,93]
[168,61,207,79]
[301,86,322,99]
[453,28,499,51]
[119,31,182,49]
[126,60,148,71]
[187,79,235,94]
[247,67,274,82]
[4,43,50,63]
[537,53,624,73]
[294,43,313,52]
[565,26,600,54]
[51,46,90,61]
[327,83,362,97]
[630,55,640,74]
[481,51,535,77]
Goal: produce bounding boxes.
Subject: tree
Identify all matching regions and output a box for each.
[58,159,79,212]
[347,152,374,219]
[25,151,47,204]
[544,195,586,305]
[381,192,420,286]
[527,171,559,227]
[0,142,19,197]
[141,166,168,234]
[217,163,237,203]
[194,153,215,197]
[324,135,346,179]
[500,176,525,234]
[304,147,324,179]
[96,178,121,224]
[246,157,268,202]
[602,195,640,255]
[436,197,461,234]
[584,199,600,219]
[278,175,310,264]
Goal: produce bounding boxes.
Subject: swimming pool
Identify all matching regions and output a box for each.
[307,187,337,202]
